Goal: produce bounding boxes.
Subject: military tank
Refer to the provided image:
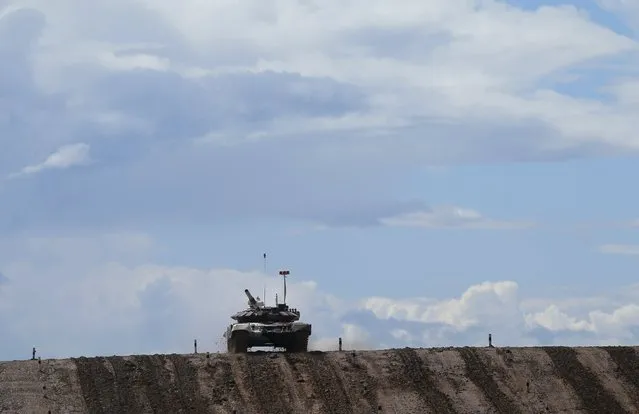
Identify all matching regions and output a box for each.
[224,286,312,353]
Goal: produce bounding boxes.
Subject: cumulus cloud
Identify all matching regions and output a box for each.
[1,233,638,360]
[362,281,521,327]
[525,303,639,343]
[358,281,527,347]
[357,279,639,347]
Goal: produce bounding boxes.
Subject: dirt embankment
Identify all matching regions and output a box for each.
[0,346,638,413]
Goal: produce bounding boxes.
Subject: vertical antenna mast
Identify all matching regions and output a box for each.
[263,253,267,305]
[279,270,289,304]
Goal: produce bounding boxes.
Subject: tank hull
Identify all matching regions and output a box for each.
[225,321,311,353]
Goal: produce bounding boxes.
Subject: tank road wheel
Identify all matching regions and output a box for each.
[229,331,249,353]
[287,331,309,353]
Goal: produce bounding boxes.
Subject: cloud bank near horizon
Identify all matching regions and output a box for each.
[0,233,638,360]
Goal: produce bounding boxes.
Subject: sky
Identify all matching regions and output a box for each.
[1,0,639,360]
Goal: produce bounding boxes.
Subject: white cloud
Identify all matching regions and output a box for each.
[362,281,522,330]
[8,143,91,178]
[598,244,639,255]
[0,0,638,230]
[379,206,534,229]
[1,234,638,359]
[525,304,595,332]
[7,0,639,155]
[525,303,639,341]
[360,279,639,346]
[305,203,532,230]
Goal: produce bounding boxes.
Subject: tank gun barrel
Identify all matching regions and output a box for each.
[244,289,257,307]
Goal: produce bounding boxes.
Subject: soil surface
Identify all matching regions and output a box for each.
[0,346,638,413]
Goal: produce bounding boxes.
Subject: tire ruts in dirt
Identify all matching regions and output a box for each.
[602,347,639,411]
[457,347,520,414]
[204,357,244,409]
[0,365,12,412]
[241,354,293,414]
[74,355,207,413]
[392,348,456,414]
[343,352,380,412]
[73,356,129,414]
[0,366,7,411]
[543,347,627,414]
[102,356,145,413]
[166,355,210,412]
[286,352,352,414]
[131,354,207,413]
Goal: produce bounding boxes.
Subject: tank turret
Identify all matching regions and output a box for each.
[231,289,301,323]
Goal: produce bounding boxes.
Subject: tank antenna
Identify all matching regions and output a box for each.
[263,253,267,305]
[279,270,289,304]
[263,252,267,274]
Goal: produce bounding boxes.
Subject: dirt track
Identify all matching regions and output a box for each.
[0,346,638,413]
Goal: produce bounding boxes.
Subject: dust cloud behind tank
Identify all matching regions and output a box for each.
[224,286,312,353]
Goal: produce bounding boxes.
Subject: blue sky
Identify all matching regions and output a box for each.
[1,0,639,360]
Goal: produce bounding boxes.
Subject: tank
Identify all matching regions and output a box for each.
[224,289,312,353]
